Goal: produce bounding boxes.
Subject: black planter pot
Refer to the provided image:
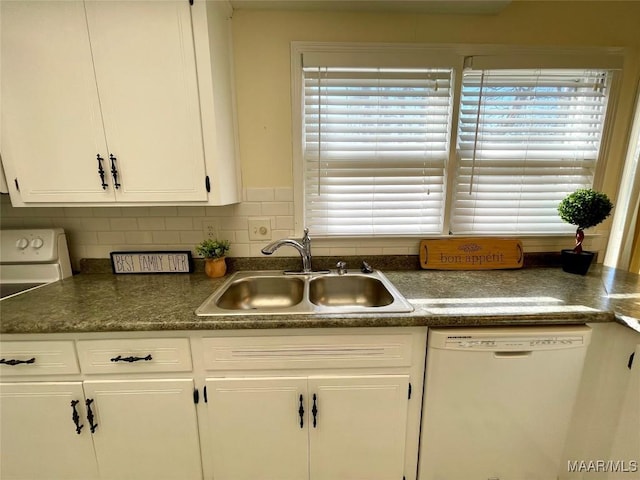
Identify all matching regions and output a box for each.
[561,249,595,275]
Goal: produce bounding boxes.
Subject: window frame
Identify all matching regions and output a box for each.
[291,42,623,248]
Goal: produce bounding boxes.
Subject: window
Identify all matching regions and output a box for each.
[452,69,612,234]
[296,46,620,237]
[303,67,453,235]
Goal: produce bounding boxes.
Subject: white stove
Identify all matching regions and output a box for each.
[0,228,72,300]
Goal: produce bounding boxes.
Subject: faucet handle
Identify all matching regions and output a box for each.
[301,228,311,249]
[336,261,347,275]
[360,261,374,274]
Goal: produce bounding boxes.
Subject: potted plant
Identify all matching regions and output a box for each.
[557,188,613,275]
[196,239,230,278]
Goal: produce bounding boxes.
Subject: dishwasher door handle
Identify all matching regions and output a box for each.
[493,351,532,358]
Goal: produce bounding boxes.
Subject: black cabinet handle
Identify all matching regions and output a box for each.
[96,154,108,189]
[109,154,121,189]
[298,394,304,428]
[0,357,35,366]
[110,354,152,363]
[70,400,84,435]
[86,398,98,433]
[312,393,318,428]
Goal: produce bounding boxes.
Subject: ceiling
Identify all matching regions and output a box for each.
[229,0,513,15]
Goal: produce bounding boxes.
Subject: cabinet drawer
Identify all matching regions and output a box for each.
[0,341,79,376]
[76,338,192,374]
[202,333,414,371]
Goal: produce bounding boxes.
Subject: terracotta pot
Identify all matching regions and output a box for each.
[204,257,227,278]
[561,249,595,275]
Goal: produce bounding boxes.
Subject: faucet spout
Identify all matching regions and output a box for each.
[261,228,313,273]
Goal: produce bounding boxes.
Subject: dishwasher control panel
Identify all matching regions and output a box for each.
[429,326,591,351]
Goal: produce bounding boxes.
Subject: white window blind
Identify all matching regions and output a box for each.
[452,69,612,234]
[303,67,453,235]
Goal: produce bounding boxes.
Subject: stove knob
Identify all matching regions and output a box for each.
[30,237,44,249]
[16,238,29,250]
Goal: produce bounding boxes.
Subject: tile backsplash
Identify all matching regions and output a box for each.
[0,188,298,270]
[1,187,419,271]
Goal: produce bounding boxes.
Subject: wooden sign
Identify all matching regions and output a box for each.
[419,238,523,270]
[111,251,193,274]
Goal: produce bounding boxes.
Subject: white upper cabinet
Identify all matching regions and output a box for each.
[1,1,110,203]
[84,1,208,203]
[0,0,240,206]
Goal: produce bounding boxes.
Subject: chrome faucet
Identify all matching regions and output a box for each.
[261,228,313,273]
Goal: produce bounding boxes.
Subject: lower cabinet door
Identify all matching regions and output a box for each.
[83,378,202,480]
[0,382,99,480]
[205,377,309,480]
[308,375,410,480]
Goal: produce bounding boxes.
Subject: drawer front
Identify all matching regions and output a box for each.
[0,341,79,376]
[202,333,414,371]
[76,338,192,374]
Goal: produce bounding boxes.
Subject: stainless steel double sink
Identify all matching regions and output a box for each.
[195,270,414,316]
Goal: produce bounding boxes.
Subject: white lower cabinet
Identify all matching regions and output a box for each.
[84,379,202,480]
[205,377,309,480]
[200,329,425,480]
[0,328,427,480]
[206,375,409,480]
[0,337,201,480]
[0,379,201,480]
[309,375,409,480]
[0,382,99,480]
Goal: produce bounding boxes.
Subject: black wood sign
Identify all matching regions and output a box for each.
[110,251,193,274]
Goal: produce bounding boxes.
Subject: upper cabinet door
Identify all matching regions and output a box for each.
[84,1,208,202]
[0,1,113,202]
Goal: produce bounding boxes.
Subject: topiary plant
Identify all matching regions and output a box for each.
[558,188,613,254]
[196,239,230,259]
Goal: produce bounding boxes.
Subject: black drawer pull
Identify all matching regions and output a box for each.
[312,393,318,428]
[96,154,108,189]
[86,398,98,433]
[109,154,121,189]
[0,357,36,366]
[298,394,304,428]
[71,400,84,435]
[110,354,152,363]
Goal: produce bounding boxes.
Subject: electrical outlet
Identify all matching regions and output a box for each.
[248,218,271,241]
[202,221,217,239]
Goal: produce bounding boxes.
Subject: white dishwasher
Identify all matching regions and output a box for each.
[418,325,591,480]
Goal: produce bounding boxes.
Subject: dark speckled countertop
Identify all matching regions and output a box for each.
[0,265,638,334]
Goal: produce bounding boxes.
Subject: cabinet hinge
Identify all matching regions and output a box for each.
[203,386,208,403]
[408,382,412,399]
[14,178,19,191]
[205,175,211,193]
[193,388,199,404]
[629,351,635,370]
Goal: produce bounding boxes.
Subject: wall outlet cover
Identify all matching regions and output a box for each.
[248,218,272,241]
[203,221,218,239]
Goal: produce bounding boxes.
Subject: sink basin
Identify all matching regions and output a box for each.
[309,276,394,308]
[216,276,304,310]
[196,270,413,316]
